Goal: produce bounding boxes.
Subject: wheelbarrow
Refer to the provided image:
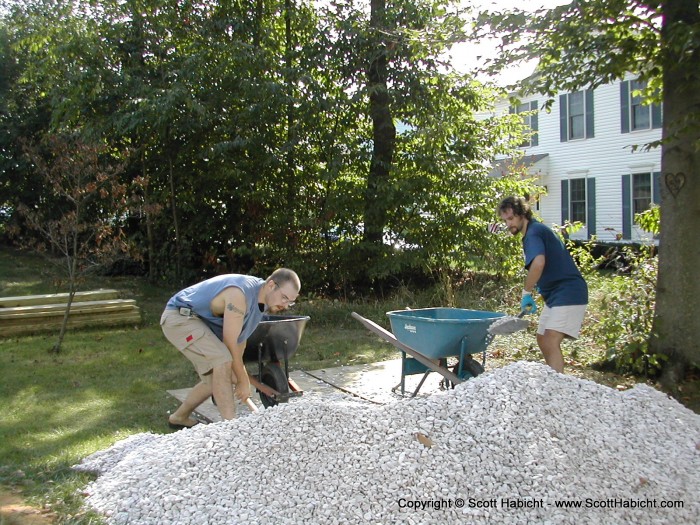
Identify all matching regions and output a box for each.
[352,308,504,397]
[243,314,310,407]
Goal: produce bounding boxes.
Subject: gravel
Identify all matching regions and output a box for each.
[75,361,700,524]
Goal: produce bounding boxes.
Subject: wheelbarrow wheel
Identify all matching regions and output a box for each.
[259,362,289,408]
[453,356,485,380]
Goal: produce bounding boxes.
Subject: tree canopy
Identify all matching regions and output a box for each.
[1,0,533,293]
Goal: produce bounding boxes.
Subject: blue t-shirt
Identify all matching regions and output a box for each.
[166,274,266,343]
[523,221,588,307]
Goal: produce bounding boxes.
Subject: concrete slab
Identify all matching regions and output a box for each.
[168,357,453,423]
[166,389,229,423]
[297,358,450,405]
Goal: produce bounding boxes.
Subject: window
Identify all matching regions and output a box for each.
[630,80,650,131]
[560,90,594,142]
[568,92,585,140]
[513,101,539,147]
[561,177,596,238]
[620,79,662,133]
[621,172,660,240]
[632,172,652,215]
[569,178,587,223]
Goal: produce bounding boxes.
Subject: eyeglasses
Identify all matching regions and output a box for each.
[273,280,296,307]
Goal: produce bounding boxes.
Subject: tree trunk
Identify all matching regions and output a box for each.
[167,154,182,283]
[365,0,396,246]
[285,0,297,239]
[254,0,263,48]
[53,231,80,354]
[143,158,156,282]
[651,0,700,385]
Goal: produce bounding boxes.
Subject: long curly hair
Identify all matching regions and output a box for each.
[497,196,533,220]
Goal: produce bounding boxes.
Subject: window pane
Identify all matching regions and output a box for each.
[571,202,586,223]
[570,178,586,200]
[632,173,651,215]
[631,79,644,91]
[632,104,650,130]
[568,92,584,139]
[569,92,584,115]
[570,178,586,223]
[570,115,584,139]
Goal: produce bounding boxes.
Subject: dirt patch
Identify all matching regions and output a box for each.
[0,489,55,525]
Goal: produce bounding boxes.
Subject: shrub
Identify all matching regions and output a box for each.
[590,206,663,375]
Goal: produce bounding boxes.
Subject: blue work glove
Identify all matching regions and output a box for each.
[520,291,537,314]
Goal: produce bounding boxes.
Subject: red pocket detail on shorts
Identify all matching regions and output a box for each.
[186,334,194,343]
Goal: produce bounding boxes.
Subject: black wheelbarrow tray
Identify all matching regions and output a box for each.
[243,314,310,407]
[352,308,504,397]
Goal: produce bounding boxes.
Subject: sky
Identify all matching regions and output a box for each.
[450,0,570,86]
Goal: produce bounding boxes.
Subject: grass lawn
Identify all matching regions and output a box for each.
[0,244,698,523]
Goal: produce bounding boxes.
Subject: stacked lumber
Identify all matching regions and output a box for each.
[0,289,142,336]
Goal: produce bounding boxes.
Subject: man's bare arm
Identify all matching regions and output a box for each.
[225,301,246,316]
[525,254,545,293]
[220,288,251,401]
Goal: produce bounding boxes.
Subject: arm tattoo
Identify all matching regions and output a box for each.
[226,302,245,315]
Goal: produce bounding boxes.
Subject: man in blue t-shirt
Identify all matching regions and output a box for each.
[161,268,301,427]
[498,196,588,372]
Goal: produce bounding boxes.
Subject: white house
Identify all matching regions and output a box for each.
[490,75,662,243]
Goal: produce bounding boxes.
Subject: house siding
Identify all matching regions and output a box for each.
[493,76,662,243]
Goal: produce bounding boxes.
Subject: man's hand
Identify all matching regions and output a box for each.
[521,290,538,314]
[234,380,251,402]
[230,354,251,402]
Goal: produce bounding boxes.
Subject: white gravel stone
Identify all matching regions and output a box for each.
[74,361,700,524]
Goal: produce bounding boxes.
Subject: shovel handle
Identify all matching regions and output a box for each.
[244,398,258,412]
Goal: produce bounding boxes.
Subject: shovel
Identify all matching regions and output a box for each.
[244,398,259,413]
[488,310,530,335]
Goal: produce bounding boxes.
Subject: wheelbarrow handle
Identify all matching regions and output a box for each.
[350,311,463,385]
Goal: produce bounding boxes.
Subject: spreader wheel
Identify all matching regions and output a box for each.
[259,362,290,408]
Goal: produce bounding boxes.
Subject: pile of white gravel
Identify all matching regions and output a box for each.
[75,361,700,524]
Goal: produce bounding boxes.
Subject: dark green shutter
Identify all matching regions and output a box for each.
[620,81,630,133]
[530,101,539,146]
[560,94,568,142]
[585,89,595,138]
[561,179,570,224]
[587,178,596,238]
[651,103,662,129]
[652,172,661,204]
[622,175,631,240]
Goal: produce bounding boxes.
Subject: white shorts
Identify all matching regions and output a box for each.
[537,304,587,339]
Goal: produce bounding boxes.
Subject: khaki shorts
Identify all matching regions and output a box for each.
[160,309,231,384]
[537,304,587,339]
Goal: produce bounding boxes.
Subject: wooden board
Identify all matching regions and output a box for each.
[0,291,142,337]
[0,310,142,336]
[0,299,136,319]
[0,307,141,325]
[0,289,120,308]
[0,300,137,318]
